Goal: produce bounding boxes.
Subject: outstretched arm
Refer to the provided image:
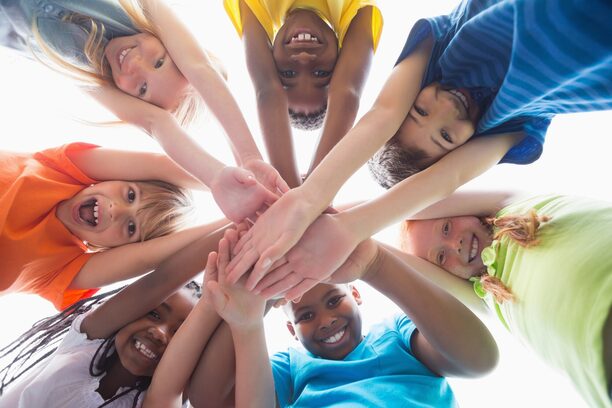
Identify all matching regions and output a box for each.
[307,6,374,175]
[362,245,498,377]
[143,252,223,408]
[240,0,301,188]
[80,220,227,339]
[70,219,229,291]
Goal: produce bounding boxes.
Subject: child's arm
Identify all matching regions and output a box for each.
[70,219,229,291]
[407,190,522,220]
[205,232,275,408]
[79,221,227,339]
[143,251,223,408]
[362,245,498,377]
[227,36,434,282]
[240,0,301,188]
[67,146,205,190]
[252,133,522,299]
[306,7,374,175]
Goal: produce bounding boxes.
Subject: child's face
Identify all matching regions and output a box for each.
[104,33,188,110]
[114,289,196,377]
[272,10,338,114]
[56,181,148,248]
[285,283,363,360]
[396,82,480,165]
[403,216,492,279]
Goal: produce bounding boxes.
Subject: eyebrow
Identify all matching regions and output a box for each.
[160,302,172,313]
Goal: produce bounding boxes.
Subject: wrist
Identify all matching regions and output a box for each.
[230,320,265,336]
[361,243,386,285]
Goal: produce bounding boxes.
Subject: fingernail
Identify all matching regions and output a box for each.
[262,258,271,270]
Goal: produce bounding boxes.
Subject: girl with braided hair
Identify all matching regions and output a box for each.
[0,224,228,407]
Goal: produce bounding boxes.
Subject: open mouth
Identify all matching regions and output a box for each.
[133,339,159,360]
[320,327,347,345]
[286,30,321,45]
[448,89,469,112]
[468,235,479,262]
[78,198,99,227]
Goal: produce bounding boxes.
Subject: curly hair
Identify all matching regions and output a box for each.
[0,281,202,406]
[368,137,429,189]
[288,105,327,131]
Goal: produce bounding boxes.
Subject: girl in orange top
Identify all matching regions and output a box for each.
[1,142,227,310]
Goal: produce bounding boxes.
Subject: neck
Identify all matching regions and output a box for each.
[95,354,141,400]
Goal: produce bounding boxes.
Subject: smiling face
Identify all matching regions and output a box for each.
[104,33,188,110]
[272,9,338,114]
[402,217,493,279]
[395,82,481,166]
[114,289,196,377]
[56,181,148,248]
[285,283,363,360]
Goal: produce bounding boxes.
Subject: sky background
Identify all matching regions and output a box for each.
[0,1,610,406]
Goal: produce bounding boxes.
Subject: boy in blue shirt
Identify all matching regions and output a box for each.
[200,232,498,407]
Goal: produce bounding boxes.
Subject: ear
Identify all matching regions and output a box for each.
[349,285,362,305]
[286,321,298,340]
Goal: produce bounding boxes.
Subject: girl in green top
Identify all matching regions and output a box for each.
[400,191,612,408]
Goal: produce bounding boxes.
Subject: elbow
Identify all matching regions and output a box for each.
[463,334,499,378]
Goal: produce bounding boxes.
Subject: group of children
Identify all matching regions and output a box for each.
[0,0,610,407]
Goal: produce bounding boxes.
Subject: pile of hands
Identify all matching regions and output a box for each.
[207,161,377,308]
[203,219,379,327]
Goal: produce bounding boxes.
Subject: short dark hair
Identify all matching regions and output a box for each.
[367,137,429,189]
[288,105,327,130]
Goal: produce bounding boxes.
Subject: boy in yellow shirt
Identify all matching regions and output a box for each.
[224,0,383,187]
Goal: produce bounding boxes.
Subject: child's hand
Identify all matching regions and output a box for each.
[251,214,361,300]
[226,188,321,289]
[209,166,278,223]
[205,229,266,329]
[243,158,291,196]
[327,239,380,284]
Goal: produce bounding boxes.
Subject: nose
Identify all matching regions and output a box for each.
[147,325,169,346]
[290,51,316,65]
[319,316,338,332]
[109,201,130,221]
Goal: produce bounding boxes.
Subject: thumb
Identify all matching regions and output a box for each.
[233,167,257,186]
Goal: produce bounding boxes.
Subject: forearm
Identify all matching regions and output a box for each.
[72,219,229,289]
[231,324,275,408]
[363,246,497,376]
[257,87,301,188]
[144,301,222,408]
[307,88,360,175]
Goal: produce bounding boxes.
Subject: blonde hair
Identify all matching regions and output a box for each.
[400,210,551,304]
[86,180,193,252]
[30,0,225,127]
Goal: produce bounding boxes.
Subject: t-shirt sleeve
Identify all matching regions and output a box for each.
[395,19,433,66]
[394,314,418,353]
[33,143,99,185]
[270,350,292,407]
[224,0,274,40]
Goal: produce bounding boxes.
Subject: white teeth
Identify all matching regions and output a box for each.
[93,201,99,225]
[469,237,478,261]
[291,33,318,42]
[119,47,132,66]
[450,89,468,111]
[134,340,158,360]
[321,328,345,344]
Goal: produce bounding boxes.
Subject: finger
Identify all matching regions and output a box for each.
[259,273,305,300]
[233,167,257,186]
[204,251,218,284]
[323,205,338,214]
[253,262,293,294]
[276,177,291,194]
[233,228,253,256]
[260,187,279,207]
[224,229,239,249]
[284,279,319,302]
[226,248,260,284]
[217,238,230,283]
[250,237,294,285]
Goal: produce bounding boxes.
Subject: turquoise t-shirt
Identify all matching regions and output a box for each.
[271,315,457,407]
[478,195,612,408]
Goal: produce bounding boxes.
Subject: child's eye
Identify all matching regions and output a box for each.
[415,106,428,116]
[442,221,450,236]
[148,310,161,320]
[313,70,331,78]
[138,83,148,97]
[327,295,344,307]
[297,312,313,322]
[436,250,446,266]
[128,220,137,237]
[154,58,165,69]
[279,70,297,79]
[127,188,136,203]
[441,129,453,143]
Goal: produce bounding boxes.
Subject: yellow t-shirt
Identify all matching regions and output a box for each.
[224,0,383,50]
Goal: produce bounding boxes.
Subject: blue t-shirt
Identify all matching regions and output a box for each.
[0,0,136,64]
[270,315,457,408]
[396,0,612,165]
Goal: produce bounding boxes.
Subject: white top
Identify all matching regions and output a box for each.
[0,313,145,408]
